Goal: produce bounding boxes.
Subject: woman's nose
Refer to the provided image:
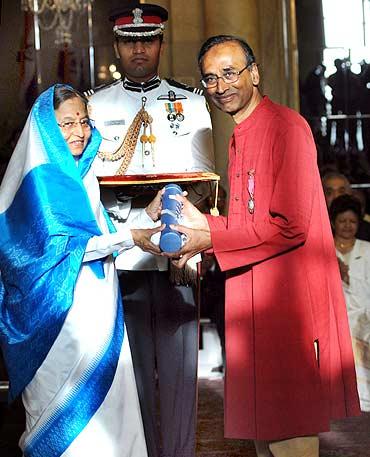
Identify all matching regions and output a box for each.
[73,122,84,136]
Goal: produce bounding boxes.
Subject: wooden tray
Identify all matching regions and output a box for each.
[98,172,220,186]
[98,172,221,214]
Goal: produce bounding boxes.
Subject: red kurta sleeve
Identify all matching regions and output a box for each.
[210,122,318,272]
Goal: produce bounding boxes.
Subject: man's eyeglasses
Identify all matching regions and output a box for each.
[200,64,253,89]
[57,119,92,133]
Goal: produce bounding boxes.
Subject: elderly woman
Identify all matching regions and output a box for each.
[0,85,162,456]
[330,193,370,412]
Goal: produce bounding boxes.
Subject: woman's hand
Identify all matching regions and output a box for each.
[145,189,164,222]
[131,225,164,255]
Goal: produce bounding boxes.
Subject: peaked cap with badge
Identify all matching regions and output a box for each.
[109,1,168,38]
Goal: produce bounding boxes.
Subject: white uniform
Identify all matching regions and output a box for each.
[87,77,214,457]
[88,77,214,270]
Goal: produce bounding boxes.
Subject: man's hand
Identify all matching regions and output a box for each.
[131,225,164,255]
[166,225,212,269]
[174,193,209,230]
[145,189,164,222]
[161,195,213,268]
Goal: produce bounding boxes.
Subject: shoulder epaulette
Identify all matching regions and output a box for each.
[165,78,204,96]
[84,79,122,98]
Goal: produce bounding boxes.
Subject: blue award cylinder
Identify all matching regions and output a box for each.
[159,183,183,253]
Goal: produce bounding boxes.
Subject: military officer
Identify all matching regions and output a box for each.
[87,2,215,457]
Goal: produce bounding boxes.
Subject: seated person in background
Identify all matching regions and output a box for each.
[330,194,370,412]
[322,171,370,241]
[322,171,352,207]
[0,84,164,457]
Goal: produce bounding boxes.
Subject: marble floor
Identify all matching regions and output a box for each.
[1,378,370,457]
[197,378,370,457]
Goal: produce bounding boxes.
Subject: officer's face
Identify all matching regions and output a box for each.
[201,42,260,124]
[115,36,163,83]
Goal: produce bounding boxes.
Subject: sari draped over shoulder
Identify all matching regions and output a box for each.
[0,85,147,457]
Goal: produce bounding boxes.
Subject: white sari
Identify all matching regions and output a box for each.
[0,85,148,456]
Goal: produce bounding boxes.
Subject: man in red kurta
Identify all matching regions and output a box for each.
[167,35,360,457]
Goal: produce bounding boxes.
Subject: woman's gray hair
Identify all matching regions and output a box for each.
[53,85,89,110]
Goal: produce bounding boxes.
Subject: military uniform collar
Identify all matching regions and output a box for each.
[122,75,161,93]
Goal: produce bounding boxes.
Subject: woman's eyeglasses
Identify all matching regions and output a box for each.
[57,119,92,132]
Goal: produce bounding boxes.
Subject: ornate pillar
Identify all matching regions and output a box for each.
[258,0,299,110]
[201,0,299,187]
[204,0,261,55]
[167,0,204,86]
[203,0,260,185]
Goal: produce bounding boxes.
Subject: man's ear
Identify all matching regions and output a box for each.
[113,42,120,59]
[160,40,165,57]
[250,63,260,87]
